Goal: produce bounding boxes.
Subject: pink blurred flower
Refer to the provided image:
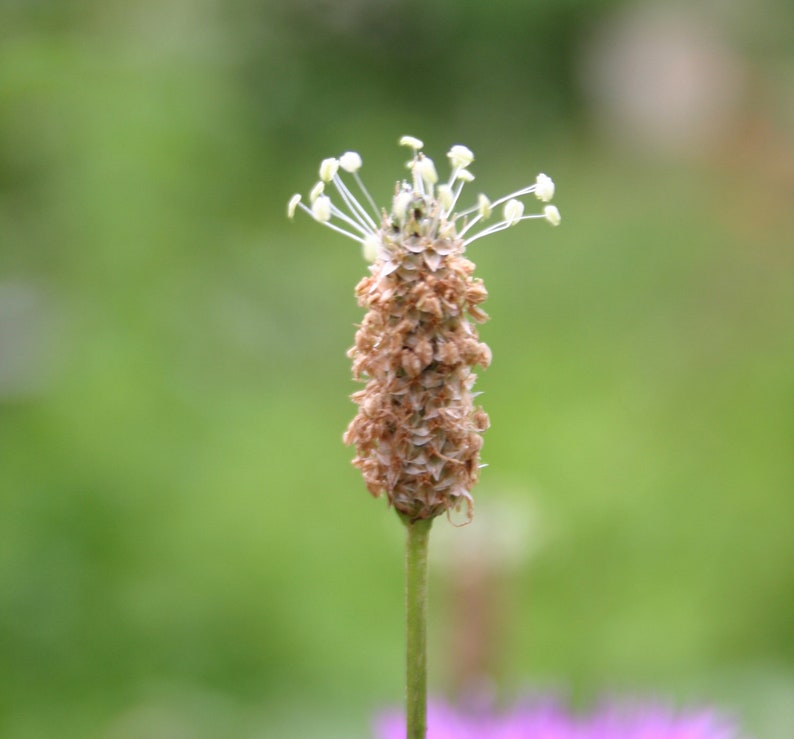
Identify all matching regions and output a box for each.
[374,698,746,739]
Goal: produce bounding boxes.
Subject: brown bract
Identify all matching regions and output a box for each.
[343,207,491,522]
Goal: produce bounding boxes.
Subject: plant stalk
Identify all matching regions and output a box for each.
[403,515,433,739]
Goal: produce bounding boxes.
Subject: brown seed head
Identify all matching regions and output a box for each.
[342,198,492,521]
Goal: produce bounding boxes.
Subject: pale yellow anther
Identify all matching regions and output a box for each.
[543,204,561,226]
[399,135,424,151]
[455,169,475,183]
[535,173,555,202]
[339,151,363,173]
[439,222,456,239]
[437,184,454,210]
[393,190,412,222]
[319,158,339,182]
[416,156,438,186]
[447,145,474,169]
[309,181,325,203]
[312,194,332,222]
[362,233,380,263]
[477,194,491,220]
[287,194,301,219]
[503,199,524,226]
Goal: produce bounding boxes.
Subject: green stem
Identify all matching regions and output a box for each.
[403,515,433,739]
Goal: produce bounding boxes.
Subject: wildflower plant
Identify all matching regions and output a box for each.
[288,136,560,739]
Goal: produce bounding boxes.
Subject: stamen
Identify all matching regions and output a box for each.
[399,135,424,151]
[445,178,467,216]
[331,174,378,231]
[456,194,492,237]
[544,204,561,226]
[319,158,339,182]
[503,199,524,226]
[393,190,412,223]
[327,201,372,236]
[486,184,540,212]
[535,173,555,202]
[288,138,560,266]
[416,156,438,191]
[437,184,454,212]
[478,194,492,219]
[312,194,332,222]
[309,181,325,203]
[447,144,474,170]
[351,171,380,220]
[339,151,362,173]
[297,201,365,243]
[362,233,380,262]
[287,194,301,219]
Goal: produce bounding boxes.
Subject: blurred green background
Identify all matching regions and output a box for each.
[1,0,793,737]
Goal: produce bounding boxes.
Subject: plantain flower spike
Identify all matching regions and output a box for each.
[288,137,560,521]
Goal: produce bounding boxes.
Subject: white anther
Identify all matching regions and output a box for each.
[309,181,325,203]
[393,190,412,221]
[319,158,339,182]
[503,199,524,226]
[362,233,380,262]
[339,151,363,173]
[416,156,438,186]
[535,173,555,202]
[543,204,561,226]
[455,169,475,183]
[477,194,491,219]
[312,194,332,222]
[287,194,301,219]
[447,145,474,169]
[437,184,454,210]
[399,135,424,150]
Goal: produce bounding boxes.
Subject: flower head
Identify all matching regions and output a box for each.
[288,137,560,521]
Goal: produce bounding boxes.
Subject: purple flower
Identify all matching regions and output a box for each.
[374,698,747,739]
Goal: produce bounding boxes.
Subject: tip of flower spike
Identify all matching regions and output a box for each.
[287,194,301,219]
[503,198,524,226]
[319,158,339,182]
[544,204,561,226]
[311,194,332,222]
[399,135,424,151]
[535,173,555,202]
[339,151,362,173]
[447,144,474,169]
